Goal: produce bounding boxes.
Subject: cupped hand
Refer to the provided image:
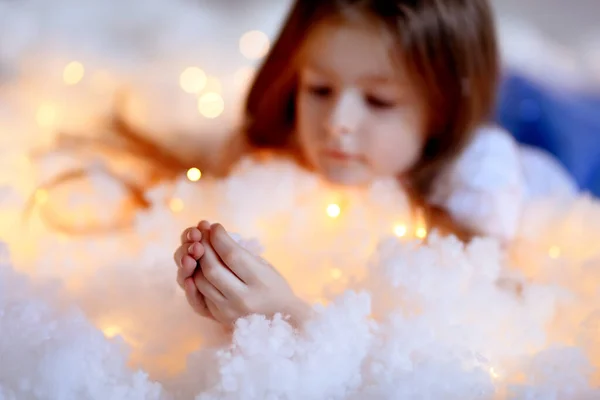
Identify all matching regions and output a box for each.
[194,223,312,327]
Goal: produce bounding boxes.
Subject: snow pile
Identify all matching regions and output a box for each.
[1,158,600,399]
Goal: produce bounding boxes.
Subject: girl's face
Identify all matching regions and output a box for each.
[296,20,428,186]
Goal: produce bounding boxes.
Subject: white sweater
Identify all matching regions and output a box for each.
[428,125,578,242]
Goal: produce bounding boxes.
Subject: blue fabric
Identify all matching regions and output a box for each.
[495,72,600,197]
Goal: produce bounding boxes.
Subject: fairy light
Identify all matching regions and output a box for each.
[35,104,56,128]
[169,198,184,213]
[35,189,48,204]
[549,246,561,259]
[198,92,224,119]
[330,268,342,280]
[394,224,407,237]
[186,167,202,182]
[239,30,270,60]
[326,203,341,218]
[102,325,122,339]
[63,61,85,85]
[489,366,500,379]
[179,67,207,94]
[414,207,427,239]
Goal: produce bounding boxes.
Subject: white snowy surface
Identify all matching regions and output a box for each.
[2,156,600,399]
[0,0,600,399]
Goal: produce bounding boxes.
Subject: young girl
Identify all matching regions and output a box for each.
[172,0,577,327]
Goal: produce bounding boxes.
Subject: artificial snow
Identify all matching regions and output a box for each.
[1,157,600,399]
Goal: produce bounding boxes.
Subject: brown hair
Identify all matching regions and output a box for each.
[37,0,500,239]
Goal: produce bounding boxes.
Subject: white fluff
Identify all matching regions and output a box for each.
[2,158,600,399]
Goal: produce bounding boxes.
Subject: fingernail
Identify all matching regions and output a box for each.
[188,244,195,254]
[186,231,192,241]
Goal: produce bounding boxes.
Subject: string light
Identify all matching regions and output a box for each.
[394,224,407,237]
[326,203,341,218]
[179,67,207,94]
[239,30,270,60]
[35,104,56,128]
[102,325,122,338]
[35,189,48,204]
[169,198,184,213]
[414,207,428,239]
[186,167,202,182]
[63,61,85,85]
[549,246,561,259]
[489,367,500,379]
[330,268,342,280]
[198,92,224,119]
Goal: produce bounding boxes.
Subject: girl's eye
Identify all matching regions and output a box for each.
[307,84,333,98]
[366,95,396,109]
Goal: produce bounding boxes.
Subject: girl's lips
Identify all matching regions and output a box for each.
[323,149,360,161]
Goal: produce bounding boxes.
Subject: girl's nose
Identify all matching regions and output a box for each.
[327,90,362,138]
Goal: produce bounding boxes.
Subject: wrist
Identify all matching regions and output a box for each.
[283,296,313,328]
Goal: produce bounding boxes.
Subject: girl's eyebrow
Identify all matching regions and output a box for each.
[301,61,332,76]
[302,61,404,87]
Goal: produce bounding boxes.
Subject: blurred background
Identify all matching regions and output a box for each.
[0,0,598,197]
[491,0,600,196]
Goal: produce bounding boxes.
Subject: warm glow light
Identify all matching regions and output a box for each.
[35,104,56,128]
[35,189,48,204]
[169,198,184,213]
[326,203,341,218]
[394,224,407,237]
[549,246,561,259]
[239,30,270,60]
[102,325,122,338]
[63,61,85,85]
[186,167,202,182]
[416,227,427,239]
[489,367,500,379]
[198,92,224,119]
[330,268,342,280]
[179,67,207,94]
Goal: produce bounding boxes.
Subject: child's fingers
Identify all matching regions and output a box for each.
[177,255,197,288]
[180,227,202,244]
[173,245,187,269]
[209,223,258,284]
[188,242,205,260]
[184,278,211,318]
[193,270,227,304]
[204,298,221,322]
[200,229,247,300]
[197,220,211,231]
[173,242,203,269]
[177,254,198,288]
